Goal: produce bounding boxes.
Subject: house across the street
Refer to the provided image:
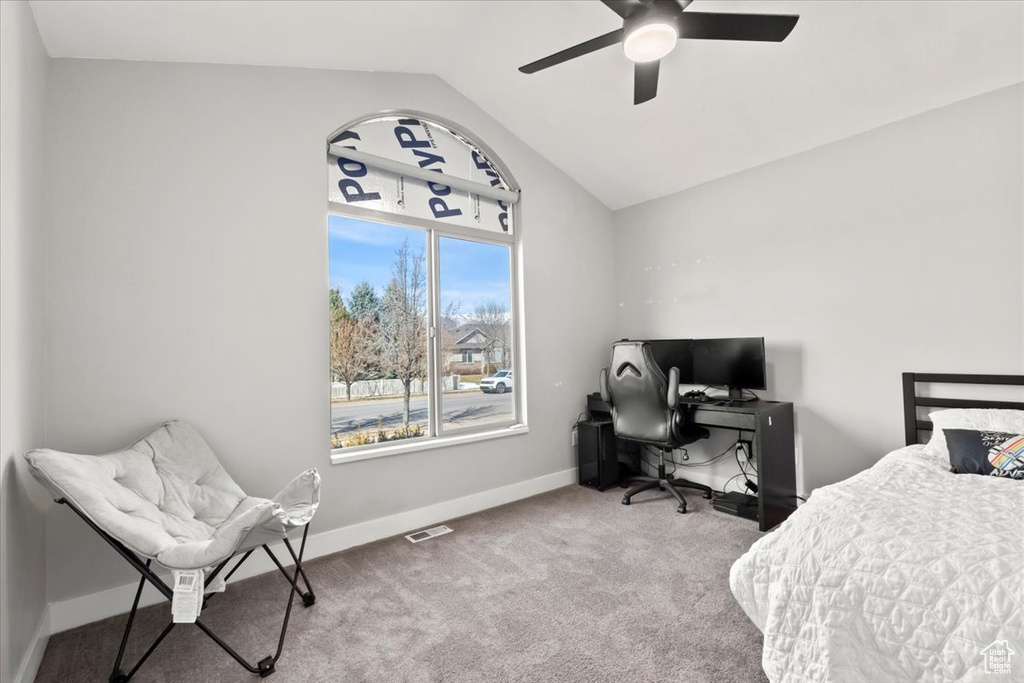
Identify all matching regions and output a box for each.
[449,325,507,374]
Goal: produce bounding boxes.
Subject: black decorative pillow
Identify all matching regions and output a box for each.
[944,429,1024,479]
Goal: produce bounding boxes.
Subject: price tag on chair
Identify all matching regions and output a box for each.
[172,569,204,623]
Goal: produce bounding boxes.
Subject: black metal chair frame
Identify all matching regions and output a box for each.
[57,498,316,682]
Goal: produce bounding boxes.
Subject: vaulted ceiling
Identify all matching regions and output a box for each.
[30,0,1024,209]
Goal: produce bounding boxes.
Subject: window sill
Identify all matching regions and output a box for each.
[330,424,529,465]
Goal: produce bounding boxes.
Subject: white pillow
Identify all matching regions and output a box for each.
[925,409,1024,460]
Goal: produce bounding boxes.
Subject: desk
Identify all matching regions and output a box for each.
[588,393,796,531]
[680,398,796,532]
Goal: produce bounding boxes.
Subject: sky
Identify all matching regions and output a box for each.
[329,215,511,315]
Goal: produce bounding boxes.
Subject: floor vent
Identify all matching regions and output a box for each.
[405,525,453,543]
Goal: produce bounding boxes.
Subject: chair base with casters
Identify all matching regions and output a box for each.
[621,448,713,514]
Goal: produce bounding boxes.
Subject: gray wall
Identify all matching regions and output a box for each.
[0,1,50,679]
[612,84,1024,493]
[43,58,617,603]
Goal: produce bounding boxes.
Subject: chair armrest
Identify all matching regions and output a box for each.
[599,368,611,405]
[667,367,679,409]
[673,406,711,446]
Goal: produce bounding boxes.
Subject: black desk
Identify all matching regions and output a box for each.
[588,392,797,531]
[679,397,796,531]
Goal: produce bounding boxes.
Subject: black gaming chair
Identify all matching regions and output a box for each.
[600,340,713,514]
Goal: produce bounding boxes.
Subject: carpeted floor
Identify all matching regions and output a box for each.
[35,484,769,683]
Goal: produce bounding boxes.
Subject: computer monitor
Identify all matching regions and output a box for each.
[691,337,766,400]
[647,339,694,384]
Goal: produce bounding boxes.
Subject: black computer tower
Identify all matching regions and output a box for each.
[578,420,619,491]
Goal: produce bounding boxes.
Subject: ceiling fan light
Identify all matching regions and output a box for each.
[623,21,678,63]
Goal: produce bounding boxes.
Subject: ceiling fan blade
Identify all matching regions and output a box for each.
[649,0,693,12]
[677,11,799,42]
[519,28,625,74]
[601,0,645,20]
[634,61,660,105]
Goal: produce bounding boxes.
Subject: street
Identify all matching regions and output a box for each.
[331,390,514,434]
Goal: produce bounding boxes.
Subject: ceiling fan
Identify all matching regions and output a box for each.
[519,0,799,105]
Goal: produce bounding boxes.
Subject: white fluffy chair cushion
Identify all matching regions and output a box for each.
[25,421,319,570]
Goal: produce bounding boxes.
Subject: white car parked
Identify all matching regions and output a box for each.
[479,370,513,394]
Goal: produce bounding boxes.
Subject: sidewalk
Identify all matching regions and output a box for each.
[331,387,479,406]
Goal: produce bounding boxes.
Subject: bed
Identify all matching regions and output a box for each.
[729,373,1024,683]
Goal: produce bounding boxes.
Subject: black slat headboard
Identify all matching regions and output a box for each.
[902,372,1024,446]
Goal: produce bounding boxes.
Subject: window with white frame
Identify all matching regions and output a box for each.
[327,113,522,455]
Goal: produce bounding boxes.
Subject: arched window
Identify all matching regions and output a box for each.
[327,112,523,459]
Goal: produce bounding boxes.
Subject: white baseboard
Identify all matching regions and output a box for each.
[14,605,50,683]
[49,468,576,634]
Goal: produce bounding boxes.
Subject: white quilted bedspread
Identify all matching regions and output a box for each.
[730,445,1023,683]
